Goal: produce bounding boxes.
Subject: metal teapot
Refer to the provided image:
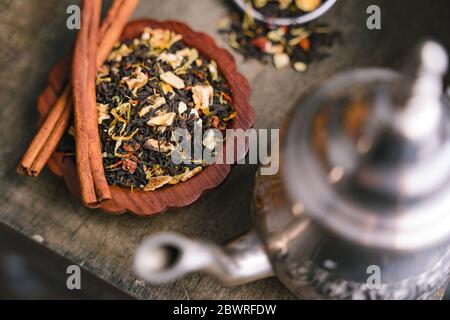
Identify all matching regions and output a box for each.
[134,41,450,300]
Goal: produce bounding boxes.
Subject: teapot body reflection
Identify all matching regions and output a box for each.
[134,41,450,300]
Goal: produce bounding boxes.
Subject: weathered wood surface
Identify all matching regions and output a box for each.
[1,0,449,299]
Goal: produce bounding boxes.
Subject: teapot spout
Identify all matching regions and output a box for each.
[134,231,273,286]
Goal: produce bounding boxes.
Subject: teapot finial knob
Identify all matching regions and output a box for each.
[419,41,448,76]
[394,41,448,141]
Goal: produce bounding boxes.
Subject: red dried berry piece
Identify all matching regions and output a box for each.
[122,158,137,174]
[299,37,311,52]
[211,116,220,128]
[251,37,268,52]
[123,143,134,153]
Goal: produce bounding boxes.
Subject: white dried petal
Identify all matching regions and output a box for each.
[141,30,150,41]
[175,48,192,59]
[147,112,176,126]
[108,44,132,62]
[190,108,199,118]
[267,28,285,42]
[158,52,184,69]
[175,48,199,74]
[123,67,148,93]
[264,43,284,54]
[144,138,174,153]
[97,103,110,124]
[32,234,45,244]
[149,29,171,49]
[203,130,217,150]
[139,106,151,117]
[152,96,166,108]
[294,62,308,72]
[208,61,218,81]
[178,101,187,114]
[274,53,290,69]
[160,71,185,89]
[139,96,166,117]
[192,85,213,110]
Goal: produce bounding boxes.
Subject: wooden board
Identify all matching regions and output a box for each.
[1,0,449,299]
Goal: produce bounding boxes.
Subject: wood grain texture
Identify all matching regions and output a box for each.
[40,19,254,216]
[1,0,450,300]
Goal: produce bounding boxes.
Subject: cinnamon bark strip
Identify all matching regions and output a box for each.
[29,101,73,176]
[72,0,97,205]
[17,0,139,177]
[73,0,111,206]
[17,87,71,176]
[86,0,112,204]
[97,0,139,65]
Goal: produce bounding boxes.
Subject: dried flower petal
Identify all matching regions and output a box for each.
[203,130,218,150]
[97,103,110,124]
[147,29,180,50]
[158,52,184,69]
[180,166,202,182]
[279,0,293,10]
[123,67,148,94]
[144,175,172,191]
[147,112,176,126]
[144,138,174,153]
[293,61,308,72]
[208,61,219,81]
[108,44,132,62]
[178,101,187,114]
[139,96,166,117]
[273,53,290,69]
[295,0,321,12]
[192,85,213,110]
[160,71,185,89]
[267,28,286,42]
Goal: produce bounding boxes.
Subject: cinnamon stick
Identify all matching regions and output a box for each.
[97,0,140,65]
[17,0,139,178]
[86,0,112,204]
[72,0,97,205]
[72,0,110,206]
[17,87,71,176]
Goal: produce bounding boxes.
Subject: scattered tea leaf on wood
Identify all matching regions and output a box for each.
[251,0,323,18]
[218,1,341,71]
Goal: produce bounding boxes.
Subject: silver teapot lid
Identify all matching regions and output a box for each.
[284,41,450,250]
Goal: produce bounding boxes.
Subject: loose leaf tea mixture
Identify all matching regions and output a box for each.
[251,0,323,18]
[65,28,236,191]
[219,0,340,71]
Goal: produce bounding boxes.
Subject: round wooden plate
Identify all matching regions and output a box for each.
[37,19,255,216]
